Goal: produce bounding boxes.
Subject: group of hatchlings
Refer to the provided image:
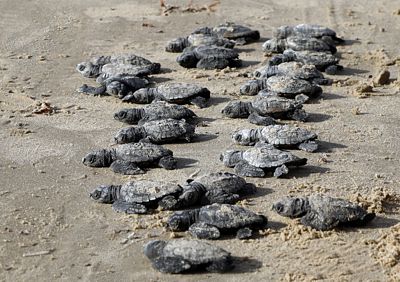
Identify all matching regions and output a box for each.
[76,23,376,274]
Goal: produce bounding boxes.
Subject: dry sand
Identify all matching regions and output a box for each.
[1,0,400,281]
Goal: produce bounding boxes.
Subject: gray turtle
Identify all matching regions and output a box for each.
[272,195,376,230]
[253,62,332,85]
[82,142,177,175]
[274,24,344,43]
[211,22,260,45]
[162,172,256,210]
[122,82,210,108]
[220,143,307,178]
[114,118,195,144]
[268,49,342,74]
[222,95,308,125]
[262,36,337,54]
[114,101,197,125]
[89,180,183,214]
[76,53,160,78]
[144,239,233,273]
[240,75,322,97]
[167,203,267,239]
[177,45,241,70]
[231,124,318,152]
[77,75,149,97]
[166,33,235,53]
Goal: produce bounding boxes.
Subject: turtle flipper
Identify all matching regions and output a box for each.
[248,113,276,126]
[77,84,107,96]
[190,96,208,108]
[273,164,289,178]
[288,109,308,122]
[158,195,179,210]
[234,161,265,177]
[298,141,318,152]
[236,227,253,239]
[112,200,147,214]
[301,210,338,231]
[205,257,233,272]
[151,256,192,274]
[188,222,221,240]
[203,190,240,205]
[110,160,145,175]
[158,156,177,170]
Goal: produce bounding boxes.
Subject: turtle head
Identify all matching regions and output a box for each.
[176,50,198,68]
[167,210,199,231]
[231,128,258,146]
[106,81,129,98]
[221,101,250,118]
[122,88,155,104]
[143,240,167,259]
[262,38,283,53]
[76,62,101,78]
[114,127,145,144]
[114,109,142,124]
[219,150,243,167]
[272,196,309,218]
[89,185,121,203]
[82,149,113,167]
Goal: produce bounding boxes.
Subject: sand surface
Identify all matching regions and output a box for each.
[1,0,400,281]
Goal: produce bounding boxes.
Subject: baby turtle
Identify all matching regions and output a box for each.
[122,82,211,108]
[76,53,160,78]
[274,24,344,43]
[253,62,332,85]
[232,124,318,152]
[78,75,149,97]
[82,142,177,175]
[166,33,235,53]
[114,118,195,144]
[240,75,322,97]
[168,203,267,239]
[262,36,337,54]
[211,22,260,45]
[220,143,307,178]
[268,49,342,75]
[177,45,241,70]
[162,172,256,210]
[144,239,233,273]
[89,180,183,214]
[114,101,197,125]
[272,195,376,230]
[222,95,308,125]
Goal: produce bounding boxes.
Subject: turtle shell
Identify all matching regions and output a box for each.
[266,75,315,95]
[193,172,247,194]
[109,54,154,66]
[187,33,234,48]
[193,45,238,59]
[157,82,210,102]
[212,23,259,40]
[143,101,196,121]
[142,119,195,142]
[271,62,323,80]
[114,143,173,163]
[286,36,335,53]
[286,50,340,69]
[260,125,317,145]
[242,144,301,168]
[292,24,337,38]
[251,95,297,115]
[120,180,182,204]
[101,63,156,78]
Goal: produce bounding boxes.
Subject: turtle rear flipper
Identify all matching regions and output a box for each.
[188,222,221,240]
[287,109,308,122]
[158,156,177,170]
[298,141,318,152]
[312,77,332,86]
[158,195,179,210]
[203,190,240,205]
[110,160,145,175]
[190,96,208,108]
[341,212,376,227]
[324,65,342,75]
[273,164,289,178]
[301,210,339,231]
[234,161,265,177]
[77,84,107,96]
[112,200,147,214]
[236,227,253,239]
[152,256,192,274]
[248,113,276,126]
[205,257,234,272]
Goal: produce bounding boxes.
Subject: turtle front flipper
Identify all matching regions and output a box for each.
[234,161,265,177]
[236,227,253,239]
[110,160,145,175]
[158,156,177,170]
[301,210,339,231]
[273,164,289,178]
[77,84,107,96]
[248,113,276,126]
[158,195,179,210]
[151,256,192,274]
[189,222,221,240]
[298,141,318,152]
[190,96,208,108]
[112,200,147,214]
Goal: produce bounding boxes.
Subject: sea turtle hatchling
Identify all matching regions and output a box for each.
[232,124,318,152]
[222,95,308,125]
[262,36,337,54]
[114,101,197,125]
[76,53,161,78]
[166,33,235,53]
[114,118,195,144]
[168,203,267,240]
[253,62,332,85]
[274,24,344,44]
[89,180,183,214]
[211,22,260,45]
[220,143,307,178]
[176,45,241,70]
[122,82,211,108]
[161,172,257,210]
[240,75,322,97]
[268,49,343,75]
[82,142,177,175]
[272,194,376,230]
[144,239,233,273]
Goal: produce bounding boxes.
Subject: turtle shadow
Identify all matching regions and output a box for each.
[235,47,256,53]
[339,67,369,75]
[193,133,219,143]
[159,67,174,74]
[209,96,231,106]
[266,220,287,231]
[175,157,199,169]
[341,39,361,46]
[285,165,330,178]
[360,216,400,229]
[319,92,345,100]
[230,257,263,273]
[253,187,274,198]
[306,112,332,122]
[195,116,216,125]
[317,140,347,153]
[241,60,260,67]
[150,76,174,83]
